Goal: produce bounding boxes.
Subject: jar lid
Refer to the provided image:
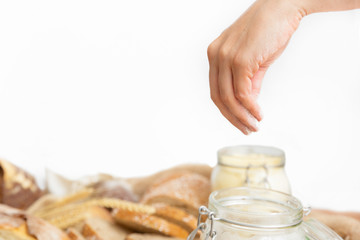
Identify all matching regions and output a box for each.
[217,145,285,168]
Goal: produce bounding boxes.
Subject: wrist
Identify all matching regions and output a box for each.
[299,0,360,15]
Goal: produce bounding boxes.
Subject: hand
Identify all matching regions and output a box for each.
[207,0,306,134]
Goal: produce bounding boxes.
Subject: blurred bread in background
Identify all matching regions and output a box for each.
[0,159,43,209]
[306,209,360,240]
[1,158,360,240]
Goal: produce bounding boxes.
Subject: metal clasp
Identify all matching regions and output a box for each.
[187,206,217,240]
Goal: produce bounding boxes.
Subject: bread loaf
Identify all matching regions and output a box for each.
[127,164,212,198]
[0,159,43,209]
[141,172,211,216]
[113,208,189,239]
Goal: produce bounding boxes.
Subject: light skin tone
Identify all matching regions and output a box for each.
[208,0,360,135]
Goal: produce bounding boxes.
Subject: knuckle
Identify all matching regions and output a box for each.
[218,46,230,61]
[232,54,247,68]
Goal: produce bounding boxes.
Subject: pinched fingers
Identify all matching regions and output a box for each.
[232,56,264,122]
[208,44,261,133]
[217,62,259,132]
[209,62,252,135]
[208,46,251,134]
[208,41,261,133]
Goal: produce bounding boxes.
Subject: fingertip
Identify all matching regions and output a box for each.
[259,108,264,121]
[252,104,263,122]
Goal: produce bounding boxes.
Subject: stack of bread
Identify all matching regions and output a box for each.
[1,159,212,240]
[1,159,360,240]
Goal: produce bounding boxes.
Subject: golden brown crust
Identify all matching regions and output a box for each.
[152,203,197,233]
[140,172,211,216]
[0,225,37,240]
[113,208,188,239]
[0,160,43,210]
[67,228,85,240]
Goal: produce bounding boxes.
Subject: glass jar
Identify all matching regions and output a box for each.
[211,145,291,194]
[187,187,342,240]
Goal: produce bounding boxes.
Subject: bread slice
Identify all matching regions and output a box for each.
[141,172,211,216]
[152,203,197,232]
[67,228,85,240]
[126,233,182,240]
[113,208,188,239]
[82,217,130,240]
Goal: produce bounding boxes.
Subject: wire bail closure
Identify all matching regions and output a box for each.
[187,206,217,240]
[187,203,311,240]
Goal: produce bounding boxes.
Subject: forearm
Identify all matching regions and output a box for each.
[300,0,360,14]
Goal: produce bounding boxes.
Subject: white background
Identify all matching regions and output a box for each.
[0,1,359,211]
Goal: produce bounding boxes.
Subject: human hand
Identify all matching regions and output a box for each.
[207,0,306,134]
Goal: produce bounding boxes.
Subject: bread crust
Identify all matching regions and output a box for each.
[66,228,85,240]
[141,172,210,216]
[127,164,212,198]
